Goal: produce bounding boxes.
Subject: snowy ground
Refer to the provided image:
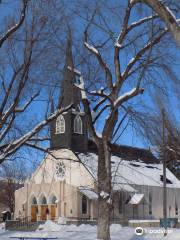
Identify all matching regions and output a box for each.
[0,221,180,240]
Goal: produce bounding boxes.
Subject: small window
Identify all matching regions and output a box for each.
[175,199,178,215]
[82,195,87,214]
[41,196,47,205]
[74,115,83,134]
[56,115,65,134]
[149,192,152,215]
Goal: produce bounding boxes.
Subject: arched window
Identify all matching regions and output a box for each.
[82,195,87,214]
[39,194,47,205]
[31,196,37,205]
[56,115,65,134]
[42,196,47,205]
[74,115,82,134]
[50,195,57,205]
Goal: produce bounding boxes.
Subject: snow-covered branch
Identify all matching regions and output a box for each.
[127,14,158,33]
[92,104,111,124]
[136,0,180,45]
[0,104,73,163]
[0,0,28,48]
[122,29,167,80]
[0,65,24,117]
[114,87,144,109]
[15,92,40,113]
[84,32,113,90]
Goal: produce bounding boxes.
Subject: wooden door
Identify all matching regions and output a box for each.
[31,206,38,222]
[51,205,56,220]
[41,205,48,221]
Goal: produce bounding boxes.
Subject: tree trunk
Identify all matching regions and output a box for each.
[97,140,112,240]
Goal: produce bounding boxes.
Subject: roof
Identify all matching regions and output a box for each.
[128,193,144,204]
[78,187,98,200]
[78,152,180,189]
[88,140,158,164]
[113,183,137,193]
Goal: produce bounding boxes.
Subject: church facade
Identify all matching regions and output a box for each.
[15,37,180,223]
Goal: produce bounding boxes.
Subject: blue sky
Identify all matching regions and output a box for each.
[0,0,179,173]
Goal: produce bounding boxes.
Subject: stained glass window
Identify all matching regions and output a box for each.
[74,115,82,134]
[56,115,65,134]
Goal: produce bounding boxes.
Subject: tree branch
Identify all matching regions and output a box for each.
[0,0,28,48]
[84,31,113,90]
[15,92,40,113]
[0,104,73,163]
[137,0,180,45]
[122,29,167,80]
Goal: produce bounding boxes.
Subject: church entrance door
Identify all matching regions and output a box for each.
[41,205,48,221]
[31,205,38,222]
[51,205,56,220]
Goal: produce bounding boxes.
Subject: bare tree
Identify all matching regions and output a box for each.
[0,160,27,213]
[0,1,72,164]
[69,0,179,239]
[135,0,180,45]
[135,101,180,173]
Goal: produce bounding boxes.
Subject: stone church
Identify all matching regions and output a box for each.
[15,37,180,223]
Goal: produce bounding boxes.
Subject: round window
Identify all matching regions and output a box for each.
[55,162,66,178]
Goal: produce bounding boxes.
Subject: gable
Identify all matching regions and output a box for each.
[29,149,94,188]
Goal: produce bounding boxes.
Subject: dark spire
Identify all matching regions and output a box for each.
[58,31,80,110]
[50,30,88,152]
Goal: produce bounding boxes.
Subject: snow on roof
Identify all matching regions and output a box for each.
[79,187,98,200]
[1,210,9,214]
[78,152,180,189]
[128,193,144,205]
[113,183,137,193]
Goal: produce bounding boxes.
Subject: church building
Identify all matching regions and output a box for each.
[14,37,180,223]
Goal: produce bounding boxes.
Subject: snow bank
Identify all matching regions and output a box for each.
[110,224,122,234]
[38,220,63,231]
[37,220,121,236]
[58,217,67,224]
[129,219,160,223]
[0,222,5,233]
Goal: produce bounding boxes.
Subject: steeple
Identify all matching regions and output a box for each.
[50,33,88,152]
[58,31,80,110]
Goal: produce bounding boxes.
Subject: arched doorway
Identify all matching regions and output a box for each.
[39,194,48,221]
[49,195,58,220]
[30,196,38,222]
